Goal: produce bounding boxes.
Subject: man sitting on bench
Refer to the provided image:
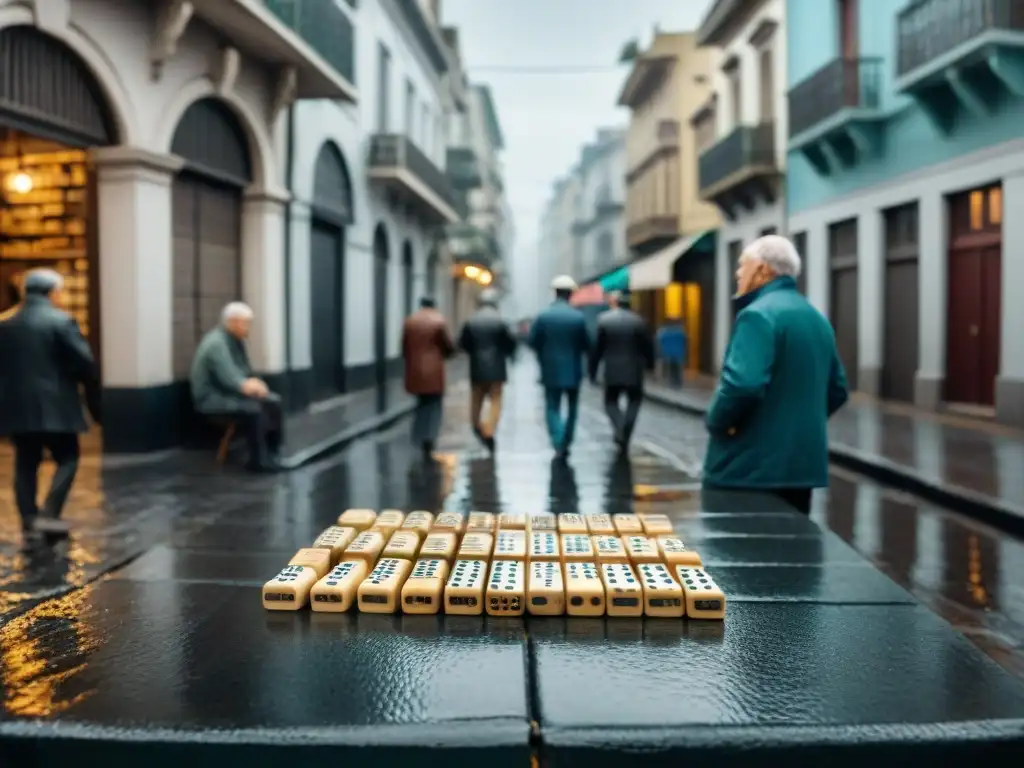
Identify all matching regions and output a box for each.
[190,302,283,473]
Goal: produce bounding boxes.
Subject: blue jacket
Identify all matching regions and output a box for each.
[657,324,686,361]
[702,276,849,489]
[529,299,591,389]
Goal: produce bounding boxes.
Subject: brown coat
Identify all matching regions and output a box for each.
[402,308,454,395]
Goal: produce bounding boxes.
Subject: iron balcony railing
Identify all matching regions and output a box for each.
[626,215,680,247]
[369,134,460,213]
[699,122,776,192]
[264,0,355,84]
[447,223,500,268]
[897,0,1024,78]
[446,147,482,189]
[789,57,882,138]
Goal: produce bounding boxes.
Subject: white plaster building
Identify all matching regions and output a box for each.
[287,0,460,413]
[0,0,363,453]
[571,128,627,281]
[692,0,787,367]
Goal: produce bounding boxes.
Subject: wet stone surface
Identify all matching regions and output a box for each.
[1,361,1024,763]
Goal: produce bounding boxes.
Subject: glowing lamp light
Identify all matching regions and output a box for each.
[464,265,481,279]
[7,171,33,194]
[477,271,493,286]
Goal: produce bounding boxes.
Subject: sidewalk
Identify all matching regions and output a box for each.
[645,378,1024,534]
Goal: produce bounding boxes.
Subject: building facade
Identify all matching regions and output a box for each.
[786,0,1024,427]
[0,0,360,452]
[571,128,627,282]
[695,0,788,366]
[0,0,503,453]
[620,32,719,258]
[619,32,720,373]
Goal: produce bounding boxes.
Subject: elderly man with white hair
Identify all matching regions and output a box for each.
[190,302,283,472]
[702,235,849,515]
[0,268,101,544]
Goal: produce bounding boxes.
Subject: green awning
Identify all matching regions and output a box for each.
[628,230,715,290]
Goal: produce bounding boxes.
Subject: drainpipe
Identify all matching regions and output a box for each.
[283,104,297,405]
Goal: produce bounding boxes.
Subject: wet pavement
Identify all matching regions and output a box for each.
[646,380,1024,530]
[1,360,1024,763]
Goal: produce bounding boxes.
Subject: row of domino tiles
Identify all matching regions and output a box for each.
[261,509,726,620]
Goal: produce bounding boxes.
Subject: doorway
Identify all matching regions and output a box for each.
[946,186,1001,406]
[882,203,919,402]
[373,223,390,408]
[829,218,858,390]
[402,240,414,318]
[310,221,344,399]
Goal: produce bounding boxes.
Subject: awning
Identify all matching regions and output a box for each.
[628,230,714,290]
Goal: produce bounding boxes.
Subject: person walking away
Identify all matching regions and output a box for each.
[459,288,516,453]
[191,302,284,473]
[529,275,590,460]
[702,235,848,515]
[0,269,101,543]
[590,291,654,451]
[403,297,455,460]
[656,320,686,387]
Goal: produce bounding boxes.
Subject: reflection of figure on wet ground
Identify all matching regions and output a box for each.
[702,236,848,515]
[0,269,101,545]
[466,454,500,514]
[604,454,634,516]
[529,275,591,461]
[402,297,455,461]
[407,450,446,511]
[191,302,283,473]
[548,456,579,515]
[590,291,654,452]
[459,288,516,454]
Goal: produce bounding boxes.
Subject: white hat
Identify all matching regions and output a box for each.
[551,274,578,291]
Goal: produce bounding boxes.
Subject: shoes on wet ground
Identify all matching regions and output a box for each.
[33,517,70,537]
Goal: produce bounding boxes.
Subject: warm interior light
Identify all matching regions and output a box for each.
[477,270,493,286]
[464,265,481,279]
[8,171,32,194]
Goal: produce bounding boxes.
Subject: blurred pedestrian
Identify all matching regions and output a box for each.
[590,291,654,451]
[191,302,283,472]
[402,297,455,460]
[702,235,849,515]
[459,288,516,453]
[656,320,686,387]
[529,275,590,460]
[0,268,100,543]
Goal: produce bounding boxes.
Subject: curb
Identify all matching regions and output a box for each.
[644,389,1024,537]
[280,399,417,469]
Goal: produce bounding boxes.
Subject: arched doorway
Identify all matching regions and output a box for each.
[0,26,118,366]
[309,142,353,401]
[169,98,252,381]
[401,240,414,318]
[372,223,389,407]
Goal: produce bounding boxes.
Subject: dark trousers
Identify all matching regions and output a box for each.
[604,386,643,446]
[665,360,683,387]
[543,387,580,452]
[237,394,283,465]
[11,432,80,529]
[412,394,443,448]
[770,487,813,515]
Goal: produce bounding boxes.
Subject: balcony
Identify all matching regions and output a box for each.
[698,122,780,219]
[627,215,680,252]
[788,57,884,176]
[446,147,482,189]
[896,0,1024,132]
[368,135,460,225]
[446,223,500,269]
[176,1,356,101]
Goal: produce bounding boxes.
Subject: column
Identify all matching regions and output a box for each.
[712,233,731,369]
[805,221,829,317]
[857,209,884,396]
[91,146,183,453]
[914,189,946,409]
[242,186,289,376]
[996,172,1024,426]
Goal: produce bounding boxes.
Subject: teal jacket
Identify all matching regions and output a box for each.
[702,276,848,489]
[528,299,591,389]
[190,327,252,414]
